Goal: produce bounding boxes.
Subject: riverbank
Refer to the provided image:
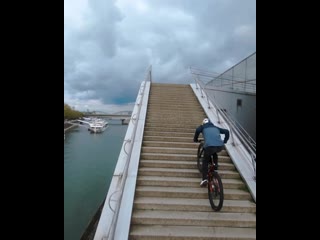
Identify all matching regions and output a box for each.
[80,199,105,240]
[64,122,78,132]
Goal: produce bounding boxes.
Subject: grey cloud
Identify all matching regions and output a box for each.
[64,0,256,108]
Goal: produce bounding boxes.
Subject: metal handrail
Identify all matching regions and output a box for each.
[208,52,256,85]
[191,70,256,179]
[190,66,256,94]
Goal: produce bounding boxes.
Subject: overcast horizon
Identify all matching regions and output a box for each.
[64,0,256,113]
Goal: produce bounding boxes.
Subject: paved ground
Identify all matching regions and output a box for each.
[64,122,73,129]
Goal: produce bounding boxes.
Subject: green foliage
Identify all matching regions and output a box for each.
[64,103,83,120]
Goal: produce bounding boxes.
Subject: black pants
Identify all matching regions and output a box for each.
[202,146,223,180]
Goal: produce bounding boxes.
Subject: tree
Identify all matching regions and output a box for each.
[64,103,83,120]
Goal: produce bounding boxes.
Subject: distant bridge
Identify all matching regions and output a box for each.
[83,111,131,116]
[83,111,132,124]
[84,113,131,118]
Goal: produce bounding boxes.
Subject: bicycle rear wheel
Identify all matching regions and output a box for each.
[197,143,204,173]
[208,171,224,211]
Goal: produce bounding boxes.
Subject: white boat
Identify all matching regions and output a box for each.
[76,118,109,133]
[88,119,108,133]
[82,117,92,121]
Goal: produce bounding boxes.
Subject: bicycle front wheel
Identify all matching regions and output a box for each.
[197,143,204,173]
[208,171,224,211]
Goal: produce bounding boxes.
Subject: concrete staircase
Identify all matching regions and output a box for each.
[128,83,256,239]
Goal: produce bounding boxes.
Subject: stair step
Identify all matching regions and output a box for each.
[151,83,190,87]
[144,122,200,128]
[133,197,256,213]
[141,146,229,156]
[140,153,231,162]
[144,127,196,133]
[142,142,228,156]
[146,107,204,113]
[147,105,201,109]
[142,146,198,154]
[143,131,194,137]
[146,110,200,116]
[146,120,204,125]
[131,210,256,227]
[129,225,256,240]
[143,136,196,143]
[138,168,240,179]
[139,160,235,171]
[143,141,198,148]
[146,115,204,120]
[147,108,204,113]
[135,186,252,200]
[137,176,244,189]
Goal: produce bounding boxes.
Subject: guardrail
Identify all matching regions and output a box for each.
[190,67,256,177]
[190,73,256,202]
[93,65,152,240]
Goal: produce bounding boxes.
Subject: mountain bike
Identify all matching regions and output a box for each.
[197,140,224,211]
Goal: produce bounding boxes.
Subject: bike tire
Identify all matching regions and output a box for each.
[197,143,204,173]
[208,171,224,211]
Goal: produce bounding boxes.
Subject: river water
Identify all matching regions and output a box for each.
[64,121,128,240]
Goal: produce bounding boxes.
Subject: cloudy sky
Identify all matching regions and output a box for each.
[64,0,256,113]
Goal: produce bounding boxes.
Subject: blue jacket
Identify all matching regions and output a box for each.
[193,122,229,149]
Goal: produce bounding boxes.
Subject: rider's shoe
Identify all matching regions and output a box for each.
[200,179,208,187]
[214,164,219,170]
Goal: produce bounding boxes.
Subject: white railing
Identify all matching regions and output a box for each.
[93,65,152,240]
[190,75,256,202]
[193,75,255,174]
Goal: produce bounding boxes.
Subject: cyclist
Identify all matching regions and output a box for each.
[193,118,230,187]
